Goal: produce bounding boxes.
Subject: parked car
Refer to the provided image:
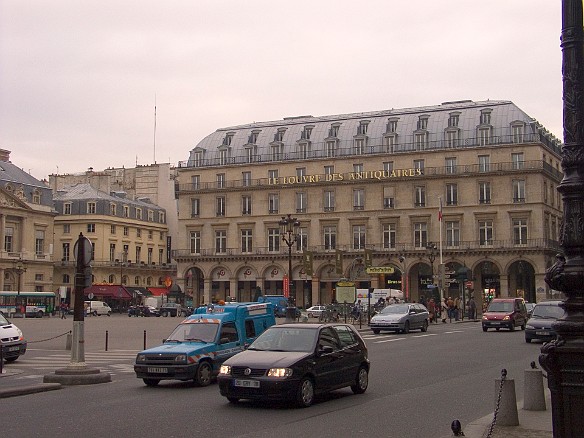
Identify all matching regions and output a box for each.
[482,297,528,332]
[525,300,565,343]
[305,305,326,318]
[128,305,160,317]
[159,302,188,317]
[369,303,429,334]
[217,323,369,407]
[0,311,27,362]
[85,301,112,316]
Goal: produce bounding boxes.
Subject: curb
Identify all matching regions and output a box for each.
[0,382,62,399]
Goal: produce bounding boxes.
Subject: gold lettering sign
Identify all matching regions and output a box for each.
[268,169,422,185]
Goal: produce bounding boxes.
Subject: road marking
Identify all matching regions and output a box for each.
[374,338,407,344]
[444,330,464,334]
[412,334,438,338]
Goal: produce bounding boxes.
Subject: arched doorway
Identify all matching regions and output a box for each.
[509,259,536,302]
[236,266,258,302]
[318,263,337,305]
[476,260,501,311]
[210,266,231,303]
[184,267,204,307]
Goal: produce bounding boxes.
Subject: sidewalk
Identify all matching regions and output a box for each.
[461,388,552,437]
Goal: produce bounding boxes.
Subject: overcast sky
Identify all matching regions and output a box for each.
[0,0,564,181]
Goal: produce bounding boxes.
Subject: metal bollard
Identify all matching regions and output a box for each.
[495,376,519,426]
[524,366,546,411]
[105,330,109,352]
[65,332,72,350]
[1,344,4,374]
[143,330,147,350]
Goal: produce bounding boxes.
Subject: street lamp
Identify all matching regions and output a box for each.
[426,242,437,298]
[279,214,300,322]
[12,256,27,317]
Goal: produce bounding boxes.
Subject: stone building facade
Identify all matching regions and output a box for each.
[172,100,563,311]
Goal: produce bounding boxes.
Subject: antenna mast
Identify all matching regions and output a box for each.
[153,94,157,164]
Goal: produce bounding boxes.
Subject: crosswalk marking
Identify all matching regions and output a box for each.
[6,351,138,374]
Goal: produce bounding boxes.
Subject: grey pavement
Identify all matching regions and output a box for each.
[0,316,554,438]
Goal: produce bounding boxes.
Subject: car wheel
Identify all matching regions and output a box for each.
[496,328,500,331]
[421,320,428,332]
[372,329,380,334]
[107,311,111,316]
[308,313,313,318]
[521,322,526,331]
[296,377,315,408]
[509,323,515,332]
[402,321,410,334]
[162,311,168,317]
[194,361,212,387]
[351,366,369,394]
[526,338,532,343]
[93,311,98,316]
[143,378,160,387]
[482,326,488,332]
[37,310,44,318]
[227,397,240,404]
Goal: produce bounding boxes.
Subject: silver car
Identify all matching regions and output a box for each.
[370,303,429,334]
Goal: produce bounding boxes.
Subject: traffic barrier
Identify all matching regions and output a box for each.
[524,364,546,411]
[65,333,72,350]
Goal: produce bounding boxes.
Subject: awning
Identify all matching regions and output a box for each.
[84,285,133,300]
[148,287,169,297]
[126,287,150,297]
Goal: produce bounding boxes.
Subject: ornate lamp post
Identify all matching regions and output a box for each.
[541,2,584,436]
[279,214,300,322]
[426,242,437,300]
[12,256,27,317]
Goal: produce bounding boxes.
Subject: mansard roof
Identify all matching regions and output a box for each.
[186,99,561,165]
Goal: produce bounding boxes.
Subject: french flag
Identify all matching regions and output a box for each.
[438,198,443,222]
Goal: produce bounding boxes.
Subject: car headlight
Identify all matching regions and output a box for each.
[482,315,488,320]
[16,328,24,341]
[174,354,187,363]
[267,368,293,378]
[136,354,146,362]
[526,324,534,329]
[503,316,510,321]
[219,365,231,375]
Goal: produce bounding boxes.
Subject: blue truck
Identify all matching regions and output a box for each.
[134,302,276,386]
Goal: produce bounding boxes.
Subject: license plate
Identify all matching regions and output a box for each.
[7,346,19,352]
[234,379,260,388]
[147,367,168,374]
[490,322,500,325]
[536,331,549,336]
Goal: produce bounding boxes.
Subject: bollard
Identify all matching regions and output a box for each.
[524,368,546,411]
[143,330,146,350]
[495,376,519,426]
[105,330,109,352]
[65,332,72,350]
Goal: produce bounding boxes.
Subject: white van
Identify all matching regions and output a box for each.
[0,312,27,362]
[85,301,112,316]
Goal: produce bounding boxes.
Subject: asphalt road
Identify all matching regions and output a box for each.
[1,315,544,438]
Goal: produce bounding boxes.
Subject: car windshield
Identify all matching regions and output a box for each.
[0,312,9,325]
[487,302,514,312]
[166,322,218,343]
[249,327,318,352]
[532,305,565,319]
[380,304,409,315]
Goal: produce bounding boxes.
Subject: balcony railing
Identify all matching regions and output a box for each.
[172,238,561,260]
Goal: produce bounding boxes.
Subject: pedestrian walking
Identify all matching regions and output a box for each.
[427,298,436,323]
[468,296,477,320]
[441,298,449,323]
[60,302,68,319]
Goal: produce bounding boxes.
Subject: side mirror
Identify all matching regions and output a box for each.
[220,337,230,344]
[319,345,334,355]
[162,339,166,343]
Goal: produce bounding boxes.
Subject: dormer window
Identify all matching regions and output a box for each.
[222,132,235,146]
[274,128,286,142]
[448,112,460,127]
[301,126,313,140]
[511,121,525,143]
[329,124,340,138]
[193,150,203,167]
[417,115,429,130]
[480,109,492,125]
[248,130,260,144]
[218,147,230,165]
[357,121,370,135]
[387,118,399,133]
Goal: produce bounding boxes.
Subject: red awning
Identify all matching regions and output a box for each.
[148,287,169,297]
[84,285,133,300]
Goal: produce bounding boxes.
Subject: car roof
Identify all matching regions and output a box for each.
[274,322,352,330]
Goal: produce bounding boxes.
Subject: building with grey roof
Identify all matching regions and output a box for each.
[173,100,562,310]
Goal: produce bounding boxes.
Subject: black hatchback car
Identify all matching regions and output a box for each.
[217,323,369,407]
[525,300,565,343]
